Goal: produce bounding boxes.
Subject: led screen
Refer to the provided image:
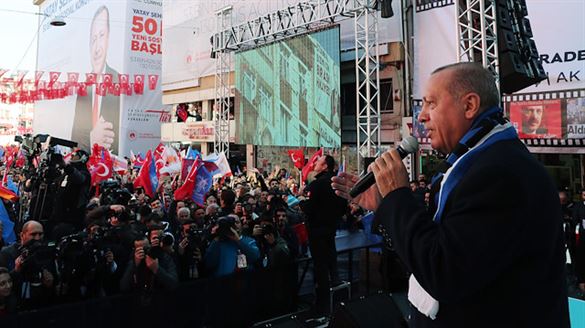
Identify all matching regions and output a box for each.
[235,27,341,147]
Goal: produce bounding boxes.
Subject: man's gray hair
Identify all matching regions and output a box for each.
[432,62,500,111]
[178,207,190,216]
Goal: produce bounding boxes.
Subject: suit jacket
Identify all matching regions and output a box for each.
[375,139,569,328]
[72,64,121,154]
[300,171,347,237]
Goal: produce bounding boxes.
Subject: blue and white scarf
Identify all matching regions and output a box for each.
[432,107,518,223]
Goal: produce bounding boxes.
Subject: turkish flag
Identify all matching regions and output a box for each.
[288,148,305,169]
[148,74,159,90]
[67,72,79,88]
[126,84,133,96]
[113,83,121,96]
[78,83,88,97]
[87,144,114,186]
[119,74,129,88]
[96,83,107,96]
[15,71,27,88]
[103,73,113,87]
[48,71,60,88]
[133,150,159,198]
[86,73,97,85]
[34,71,44,86]
[301,148,323,183]
[173,158,200,201]
[134,74,144,94]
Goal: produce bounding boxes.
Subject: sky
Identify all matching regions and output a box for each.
[0,0,41,73]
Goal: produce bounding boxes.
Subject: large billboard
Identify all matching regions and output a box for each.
[162,0,403,92]
[235,27,341,148]
[34,0,168,156]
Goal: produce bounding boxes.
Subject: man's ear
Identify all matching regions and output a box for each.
[462,92,481,120]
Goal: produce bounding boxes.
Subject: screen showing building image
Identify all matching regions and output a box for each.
[235,27,341,147]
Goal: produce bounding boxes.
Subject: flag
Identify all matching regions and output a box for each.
[185,147,200,159]
[301,148,323,183]
[103,73,113,87]
[6,176,19,196]
[86,73,97,85]
[15,71,27,88]
[159,146,181,175]
[48,71,60,88]
[180,158,196,181]
[34,71,44,86]
[203,152,232,178]
[119,74,129,88]
[134,74,144,94]
[112,154,128,174]
[67,72,79,88]
[0,200,15,244]
[133,150,158,198]
[288,148,305,169]
[174,158,200,201]
[78,83,88,97]
[192,163,213,206]
[148,74,159,90]
[0,185,18,202]
[87,144,114,186]
[96,83,107,96]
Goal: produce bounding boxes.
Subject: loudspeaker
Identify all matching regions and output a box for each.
[380,0,394,18]
[496,0,546,94]
[329,293,408,328]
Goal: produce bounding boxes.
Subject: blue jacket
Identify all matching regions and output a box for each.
[204,235,260,277]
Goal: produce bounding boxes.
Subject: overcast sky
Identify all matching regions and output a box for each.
[0,1,40,73]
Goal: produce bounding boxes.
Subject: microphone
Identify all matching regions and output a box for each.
[348,136,419,198]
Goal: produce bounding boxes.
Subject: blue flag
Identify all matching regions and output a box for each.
[0,201,16,244]
[6,176,19,196]
[186,148,201,160]
[191,164,213,206]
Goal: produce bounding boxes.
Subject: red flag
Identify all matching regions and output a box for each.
[34,71,44,86]
[119,74,129,89]
[86,73,97,85]
[48,71,60,88]
[134,74,144,94]
[288,148,305,169]
[112,83,121,96]
[15,71,27,88]
[103,73,113,87]
[67,72,79,88]
[96,83,107,96]
[153,143,165,173]
[133,150,158,198]
[78,83,88,96]
[87,144,114,186]
[301,148,323,183]
[148,74,159,90]
[0,185,18,202]
[126,84,133,96]
[173,158,200,201]
[154,143,165,157]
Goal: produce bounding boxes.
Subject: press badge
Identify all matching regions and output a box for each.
[237,253,247,269]
[61,176,68,187]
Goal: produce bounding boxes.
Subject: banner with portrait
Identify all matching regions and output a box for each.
[509,100,562,139]
[34,0,167,156]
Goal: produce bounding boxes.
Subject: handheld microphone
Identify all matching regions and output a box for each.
[348,136,419,198]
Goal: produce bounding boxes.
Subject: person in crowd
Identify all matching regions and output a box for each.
[176,219,204,281]
[261,224,291,270]
[218,189,236,216]
[332,62,569,327]
[273,208,299,259]
[300,155,347,315]
[0,221,55,310]
[0,267,16,315]
[120,234,178,292]
[204,216,260,277]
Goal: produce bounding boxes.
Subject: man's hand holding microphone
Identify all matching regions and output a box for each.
[331,136,418,211]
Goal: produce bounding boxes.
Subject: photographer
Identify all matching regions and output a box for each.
[50,149,91,239]
[0,221,56,310]
[176,220,205,281]
[204,216,260,277]
[120,234,178,292]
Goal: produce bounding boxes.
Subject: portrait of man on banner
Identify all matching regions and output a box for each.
[72,5,121,154]
[509,100,562,139]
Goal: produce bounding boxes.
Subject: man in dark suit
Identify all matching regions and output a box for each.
[72,5,120,154]
[332,62,569,327]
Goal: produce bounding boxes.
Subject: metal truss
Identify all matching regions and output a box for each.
[354,6,380,173]
[214,6,233,157]
[211,0,381,168]
[456,0,500,86]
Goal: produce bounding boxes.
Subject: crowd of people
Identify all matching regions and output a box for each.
[0,151,359,317]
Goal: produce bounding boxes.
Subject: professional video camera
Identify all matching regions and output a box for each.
[18,239,57,282]
[99,180,132,206]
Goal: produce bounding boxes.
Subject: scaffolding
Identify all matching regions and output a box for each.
[213,6,233,157]
[211,0,381,170]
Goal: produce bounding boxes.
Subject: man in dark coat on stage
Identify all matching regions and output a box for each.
[332,62,569,327]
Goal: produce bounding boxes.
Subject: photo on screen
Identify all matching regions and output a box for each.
[235,26,341,147]
[566,97,585,138]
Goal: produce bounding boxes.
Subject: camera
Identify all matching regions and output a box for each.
[18,239,57,281]
[215,216,236,240]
